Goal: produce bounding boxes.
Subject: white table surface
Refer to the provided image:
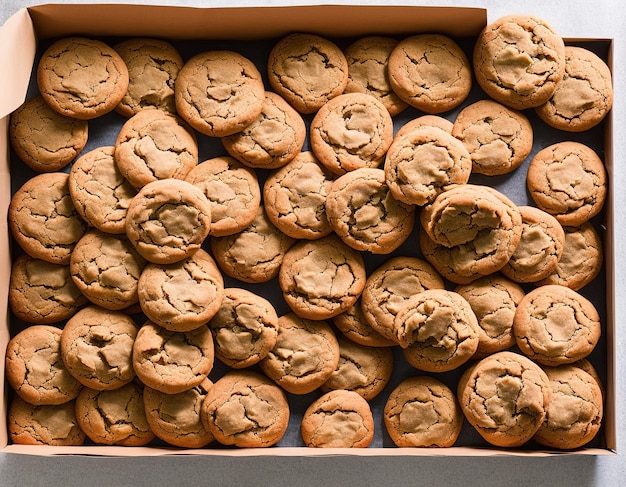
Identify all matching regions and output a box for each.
[1,1,625,485]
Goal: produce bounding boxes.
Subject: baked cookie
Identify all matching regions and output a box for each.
[37,36,129,120]
[513,285,601,366]
[384,376,463,448]
[125,178,212,265]
[331,299,397,348]
[69,146,138,234]
[535,46,613,132]
[144,378,214,448]
[5,325,82,405]
[61,305,138,390]
[395,115,454,139]
[388,34,471,114]
[9,254,87,325]
[132,321,214,394]
[185,155,261,237]
[210,205,296,283]
[473,15,566,110]
[310,92,394,175]
[201,370,289,448]
[9,172,87,265]
[113,37,183,117]
[175,50,265,137]
[451,99,533,176]
[222,91,306,169]
[343,36,408,116]
[10,95,88,172]
[70,230,147,310]
[259,313,340,395]
[301,389,374,448]
[208,288,279,369]
[278,234,366,320]
[267,33,348,114]
[138,249,224,332]
[527,141,607,226]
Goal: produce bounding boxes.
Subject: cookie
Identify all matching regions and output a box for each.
[185,156,261,237]
[527,141,607,226]
[208,288,279,369]
[331,299,397,348]
[221,91,306,169]
[125,178,212,265]
[571,358,605,400]
[68,146,138,234]
[513,285,601,366]
[267,33,348,114]
[300,389,374,448]
[210,205,296,283]
[132,321,214,394]
[278,234,366,320]
[70,230,147,310]
[457,351,552,447]
[310,92,394,175]
[9,172,87,265]
[395,115,454,139]
[535,46,613,132]
[384,376,463,448]
[451,99,533,176]
[9,254,88,325]
[113,37,183,117]
[60,305,138,391]
[473,15,566,110]
[37,36,129,120]
[5,325,82,406]
[9,95,88,172]
[201,370,290,448]
[343,36,408,116]
[175,50,265,137]
[259,313,340,395]
[388,34,471,114]
[384,125,472,206]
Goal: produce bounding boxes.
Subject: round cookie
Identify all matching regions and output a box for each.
[75,382,154,446]
[395,115,454,139]
[125,178,212,265]
[37,36,129,120]
[208,288,279,369]
[210,205,296,283]
[132,321,214,394]
[60,305,138,391]
[221,91,306,170]
[10,95,88,172]
[388,34,472,114]
[513,285,601,366]
[9,172,87,265]
[310,92,394,175]
[175,50,265,137]
[278,234,366,320]
[267,33,348,114]
[325,167,415,254]
[259,313,340,395]
[384,376,463,448]
[527,141,607,226]
[343,36,408,116]
[70,230,147,310]
[201,370,290,448]
[5,325,83,406]
[473,15,566,110]
[535,46,613,132]
[138,249,224,332]
[451,99,533,176]
[185,155,260,237]
[69,146,138,234]
[9,254,88,325]
[263,151,336,240]
[113,37,184,117]
[331,299,397,348]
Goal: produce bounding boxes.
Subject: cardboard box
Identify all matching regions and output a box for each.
[0,3,615,457]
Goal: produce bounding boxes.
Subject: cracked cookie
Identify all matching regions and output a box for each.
[332,299,397,348]
[395,114,454,139]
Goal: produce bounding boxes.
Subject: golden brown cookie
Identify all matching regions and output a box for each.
[394,115,454,139]
[331,299,397,348]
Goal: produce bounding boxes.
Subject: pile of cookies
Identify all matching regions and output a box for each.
[6,14,611,450]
